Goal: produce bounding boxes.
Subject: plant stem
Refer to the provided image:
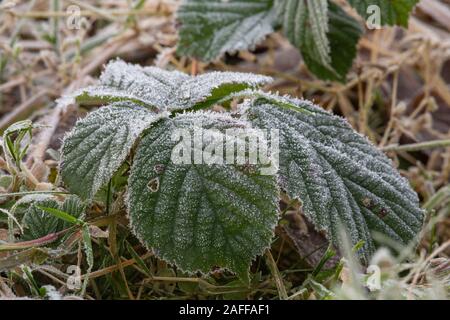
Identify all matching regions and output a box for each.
[265,250,288,300]
[381,139,450,152]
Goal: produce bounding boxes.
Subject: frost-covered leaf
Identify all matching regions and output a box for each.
[245,93,424,261]
[177,0,277,61]
[347,0,419,26]
[277,0,362,82]
[61,102,163,200]
[85,60,189,109]
[2,120,42,172]
[302,0,331,70]
[59,195,86,229]
[16,195,86,241]
[64,60,272,112]
[128,111,279,279]
[172,71,273,111]
[21,197,61,241]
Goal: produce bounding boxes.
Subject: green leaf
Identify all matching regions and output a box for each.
[277,0,362,82]
[127,111,279,279]
[15,195,86,241]
[61,102,163,200]
[37,206,83,226]
[303,0,331,70]
[60,195,86,225]
[245,93,424,261]
[62,60,272,112]
[347,0,419,26]
[81,224,94,295]
[2,120,40,171]
[21,197,61,241]
[177,0,277,62]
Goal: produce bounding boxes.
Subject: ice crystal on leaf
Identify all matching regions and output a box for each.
[275,0,362,82]
[177,0,277,62]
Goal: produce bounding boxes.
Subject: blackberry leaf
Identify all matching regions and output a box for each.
[277,0,362,82]
[17,195,86,241]
[21,197,61,241]
[63,60,272,112]
[177,0,277,62]
[61,102,164,200]
[127,111,279,280]
[245,93,424,260]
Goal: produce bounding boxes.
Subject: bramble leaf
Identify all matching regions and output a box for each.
[21,197,61,241]
[127,111,279,279]
[277,0,362,82]
[61,102,163,200]
[347,0,419,26]
[177,0,277,61]
[245,93,424,260]
[62,60,272,112]
[17,195,85,241]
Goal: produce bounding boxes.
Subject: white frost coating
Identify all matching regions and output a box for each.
[59,59,272,112]
[127,111,279,278]
[245,92,424,261]
[61,102,166,200]
[177,0,277,61]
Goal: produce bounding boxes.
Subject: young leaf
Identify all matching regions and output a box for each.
[81,224,94,295]
[37,206,83,226]
[61,102,163,200]
[91,60,189,109]
[127,112,279,279]
[2,120,41,172]
[15,195,86,241]
[245,93,424,261]
[60,195,86,226]
[64,60,272,112]
[177,0,277,62]
[21,197,61,241]
[277,0,362,82]
[347,0,419,26]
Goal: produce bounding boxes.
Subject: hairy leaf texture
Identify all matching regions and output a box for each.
[128,111,279,280]
[245,93,424,260]
[64,60,271,111]
[177,0,277,62]
[347,0,419,26]
[16,195,85,241]
[277,0,362,82]
[61,102,163,199]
